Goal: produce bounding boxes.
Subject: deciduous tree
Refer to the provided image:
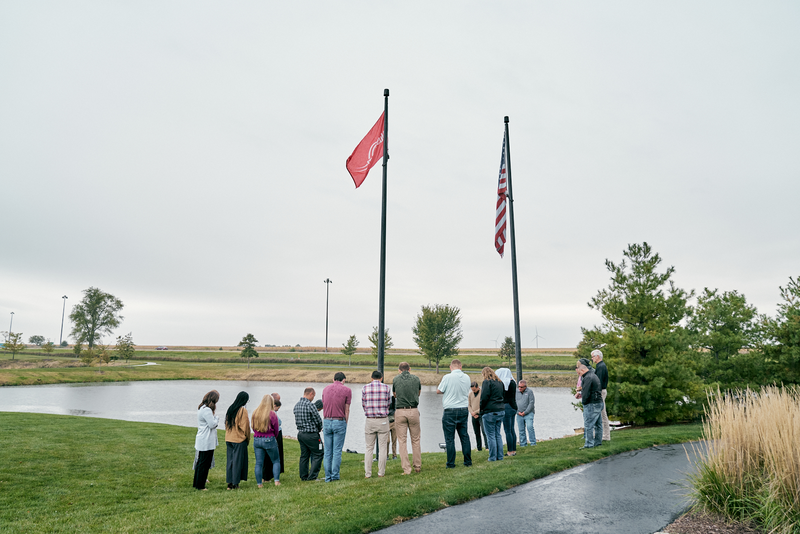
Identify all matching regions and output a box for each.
[368,327,393,359]
[341,335,359,365]
[3,332,26,360]
[69,287,124,349]
[29,335,45,346]
[96,343,111,365]
[412,304,463,373]
[43,340,55,353]
[576,243,703,425]
[238,333,259,369]
[499,336,515,366]
[115,333,136,364]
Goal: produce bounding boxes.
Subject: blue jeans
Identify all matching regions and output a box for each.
[441,407,472,468]
[583,402,603,448]
[516,412,536,446]
[253,437,280,484]
[503,404,517,452]
[482,411,505,461]
[323,419,347,481]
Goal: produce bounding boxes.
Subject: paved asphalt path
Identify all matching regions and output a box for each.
[380,443,705,534]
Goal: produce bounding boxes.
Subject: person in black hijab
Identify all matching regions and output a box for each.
[224,391,251,489]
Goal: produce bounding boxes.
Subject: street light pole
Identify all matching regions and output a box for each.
[324,279,332,352]
[8,312,14,334]
[60,295,68,346]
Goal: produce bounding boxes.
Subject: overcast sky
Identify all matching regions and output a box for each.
[1,1,798,350]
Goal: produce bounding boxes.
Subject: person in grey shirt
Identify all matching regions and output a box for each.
[515,380,536,447]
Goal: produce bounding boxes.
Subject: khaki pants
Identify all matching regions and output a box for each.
[364,417,389,477]
[389,421,398,457]
[395,408,421,474]
[601,389,610,441]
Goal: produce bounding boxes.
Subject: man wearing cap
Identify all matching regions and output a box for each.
[436,359,472,468]
[577,362,603,449]
[393,362,422,474]
[362,370,392,478]
[322,372,351,482]
[591,350,610,441]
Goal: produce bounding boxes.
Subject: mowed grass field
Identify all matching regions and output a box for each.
[0,413,703,534]
[0,356,576,387]
[17,346,577,369]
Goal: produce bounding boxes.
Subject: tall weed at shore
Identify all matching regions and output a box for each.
[691,386,800,533]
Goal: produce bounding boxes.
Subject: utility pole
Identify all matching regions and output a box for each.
[60,295,68,345]
[324,279,332,352]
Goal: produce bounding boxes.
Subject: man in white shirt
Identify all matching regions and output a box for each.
[436,359,472,468]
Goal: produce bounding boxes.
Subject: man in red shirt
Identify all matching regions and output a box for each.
[321,372,352,482]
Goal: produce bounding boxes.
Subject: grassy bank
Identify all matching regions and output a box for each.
[0,412,702,533]
[0,358,576,387]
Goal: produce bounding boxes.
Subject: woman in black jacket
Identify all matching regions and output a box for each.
[479,367,506,462]
[496,368,518,456]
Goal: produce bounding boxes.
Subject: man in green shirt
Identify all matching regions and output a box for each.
[392,362,422,475]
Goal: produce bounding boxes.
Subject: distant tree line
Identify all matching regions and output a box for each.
[575,242,800,425]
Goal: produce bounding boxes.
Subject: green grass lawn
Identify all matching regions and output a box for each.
[0,412,702,533]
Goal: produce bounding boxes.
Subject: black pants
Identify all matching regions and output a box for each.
[442,407,472,468]
[264,430,285,481]
[471,414,487,451]
[193,450,214,489]
[297,431,323,480]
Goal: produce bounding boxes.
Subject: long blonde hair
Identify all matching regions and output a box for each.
[482,367,500,382]
[251,394,275,433]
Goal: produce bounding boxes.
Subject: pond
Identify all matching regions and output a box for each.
[0,380,584,453]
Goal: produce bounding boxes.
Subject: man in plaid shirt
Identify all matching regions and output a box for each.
[293,387,323,480]
[362,370,392,478]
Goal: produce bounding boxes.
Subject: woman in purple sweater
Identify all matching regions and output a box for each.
[251,394,281,487]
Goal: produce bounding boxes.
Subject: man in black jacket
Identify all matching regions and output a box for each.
[591,350,610,442]
[577,363,603,449]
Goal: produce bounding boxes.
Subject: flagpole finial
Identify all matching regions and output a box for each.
[384,88,389,96]
[504,116,509,123]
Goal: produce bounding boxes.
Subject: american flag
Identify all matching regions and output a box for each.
[495,135,508,257]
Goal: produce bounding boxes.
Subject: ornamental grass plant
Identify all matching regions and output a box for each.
[690,386,800,533]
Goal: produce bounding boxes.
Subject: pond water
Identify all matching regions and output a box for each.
[0,380,584,453]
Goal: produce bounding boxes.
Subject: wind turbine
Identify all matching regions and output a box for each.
[490,335,500,348]
[531,326,544,349]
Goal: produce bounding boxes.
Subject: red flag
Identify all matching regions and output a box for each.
[495,134,508,257]
[346,112,385,188]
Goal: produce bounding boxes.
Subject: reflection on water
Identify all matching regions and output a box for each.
[0,380,584,453]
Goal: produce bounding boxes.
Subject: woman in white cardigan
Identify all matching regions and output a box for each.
[193,390,220,490]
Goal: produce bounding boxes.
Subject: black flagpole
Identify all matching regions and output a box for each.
[505,116,523,382]
[377,89,389,377]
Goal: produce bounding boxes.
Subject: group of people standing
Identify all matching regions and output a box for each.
[575,349,610,448]
[192,390,285,490]
[469,365,536,462]
[192,358,570,489]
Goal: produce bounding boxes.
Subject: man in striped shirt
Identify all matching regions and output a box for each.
[362,370,392,478]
